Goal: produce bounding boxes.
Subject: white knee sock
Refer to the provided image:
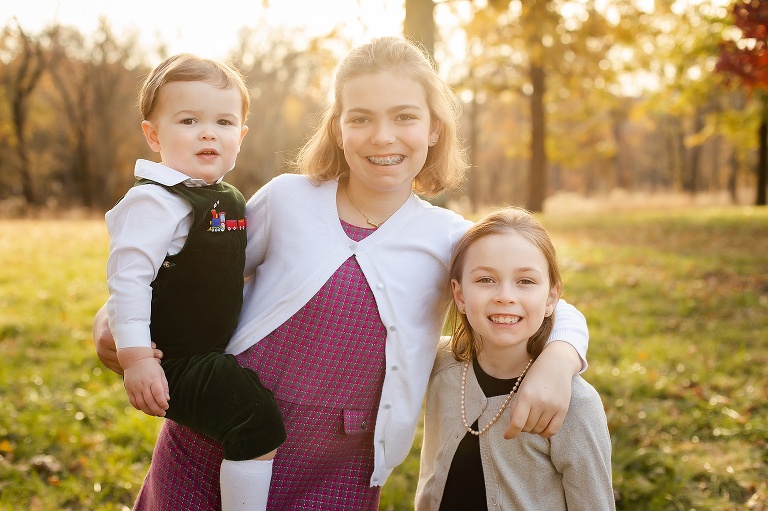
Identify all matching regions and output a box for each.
[220,458,273,511]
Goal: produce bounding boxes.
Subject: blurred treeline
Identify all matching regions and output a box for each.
[0,0,765,214]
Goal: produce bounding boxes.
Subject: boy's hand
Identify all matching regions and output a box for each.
[93,305,164,375]
[504,340,579,439]
[119,348,170,417]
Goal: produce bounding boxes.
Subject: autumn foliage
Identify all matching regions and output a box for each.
[716,0,768,90]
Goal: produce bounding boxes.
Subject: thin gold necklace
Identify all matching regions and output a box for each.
[344,187,381,228]
[460,357,533,436]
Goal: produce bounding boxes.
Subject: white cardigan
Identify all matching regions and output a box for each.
[226,173,590,486]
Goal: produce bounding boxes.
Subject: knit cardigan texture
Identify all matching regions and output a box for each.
[416,342,615,510]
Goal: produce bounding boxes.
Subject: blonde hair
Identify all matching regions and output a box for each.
[139,53,250,122]
[449,207,562,362]
[294,36,468,197]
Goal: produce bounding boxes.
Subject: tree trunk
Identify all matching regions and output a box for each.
[685,109,705,195]
[527,63,546,212]
[727,150,739,204]
[12,98,35,204]
[757,108,767,206]
[404,0,435,59]
[8,25,47,205]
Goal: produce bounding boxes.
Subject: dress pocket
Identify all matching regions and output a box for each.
[343,408,376,435]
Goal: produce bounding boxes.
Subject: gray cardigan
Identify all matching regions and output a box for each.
[416,344,615,510]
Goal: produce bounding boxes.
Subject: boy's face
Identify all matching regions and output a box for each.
[141,81,248,184]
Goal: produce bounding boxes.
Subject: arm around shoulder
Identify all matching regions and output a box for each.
[550,299,589,373]
[551,377,615,510]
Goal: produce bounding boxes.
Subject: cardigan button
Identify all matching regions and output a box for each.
[389,325,397,332]
[377,282,384,290]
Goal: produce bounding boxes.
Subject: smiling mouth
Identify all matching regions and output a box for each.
[367,155,404,166]
[490,315,521,324]
[197,150,219,156]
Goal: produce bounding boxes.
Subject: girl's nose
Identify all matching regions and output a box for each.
[494,283,517,303]
[370,122,395,145]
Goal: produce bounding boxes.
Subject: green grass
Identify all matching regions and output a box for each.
[1,208,766,510]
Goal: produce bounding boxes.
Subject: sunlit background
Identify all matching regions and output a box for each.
[2,0,761,217]
[1,2,767,510]
[0,0,406,61]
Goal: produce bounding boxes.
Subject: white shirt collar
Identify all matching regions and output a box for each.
[133,159,223,187]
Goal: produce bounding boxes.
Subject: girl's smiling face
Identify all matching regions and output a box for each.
[337,70,440,200]
[452,231,561,358]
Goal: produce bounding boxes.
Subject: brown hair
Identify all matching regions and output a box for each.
[293,36,468,197]
[139,53,250,122]
[449,207,562,362]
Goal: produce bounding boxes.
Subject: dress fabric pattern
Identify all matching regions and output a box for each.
[133,221,386,511]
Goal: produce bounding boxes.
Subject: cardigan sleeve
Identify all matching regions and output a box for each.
[549,377,615,510]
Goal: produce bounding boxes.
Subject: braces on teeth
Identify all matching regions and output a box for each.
[368,155,404,165]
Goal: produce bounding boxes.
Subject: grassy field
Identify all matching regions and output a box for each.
[0,207,766,510]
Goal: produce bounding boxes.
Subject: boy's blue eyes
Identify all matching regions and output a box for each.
[178,119,235,125]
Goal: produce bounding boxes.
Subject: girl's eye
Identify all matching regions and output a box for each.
[180,118,195,125]
[218,119,234,126]
[350,117,370,124]
[396,114,416,121]
[477,277,495,284]
[518,278,536,285]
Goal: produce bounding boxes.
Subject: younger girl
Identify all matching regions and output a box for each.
[416,208,614,510]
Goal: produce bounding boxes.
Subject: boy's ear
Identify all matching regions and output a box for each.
[237,125,248,153]
[141,120,162,153]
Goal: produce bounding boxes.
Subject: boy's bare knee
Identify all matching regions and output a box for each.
[255,449,277,461]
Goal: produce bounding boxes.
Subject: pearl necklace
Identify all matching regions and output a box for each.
[461,357,533,436]
[344,188,381,228]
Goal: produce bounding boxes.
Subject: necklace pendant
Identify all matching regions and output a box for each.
[366,218,381,228]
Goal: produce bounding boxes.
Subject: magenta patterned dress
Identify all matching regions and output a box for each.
[134,221,386,510]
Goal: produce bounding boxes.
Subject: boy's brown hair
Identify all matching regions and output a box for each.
[139,53,250,122]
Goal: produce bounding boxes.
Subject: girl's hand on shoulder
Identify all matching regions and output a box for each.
[504,340,579,439]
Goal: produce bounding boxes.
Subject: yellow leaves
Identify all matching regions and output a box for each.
[0,438,13,453]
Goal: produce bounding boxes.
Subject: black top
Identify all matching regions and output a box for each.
[438,357,522,511]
